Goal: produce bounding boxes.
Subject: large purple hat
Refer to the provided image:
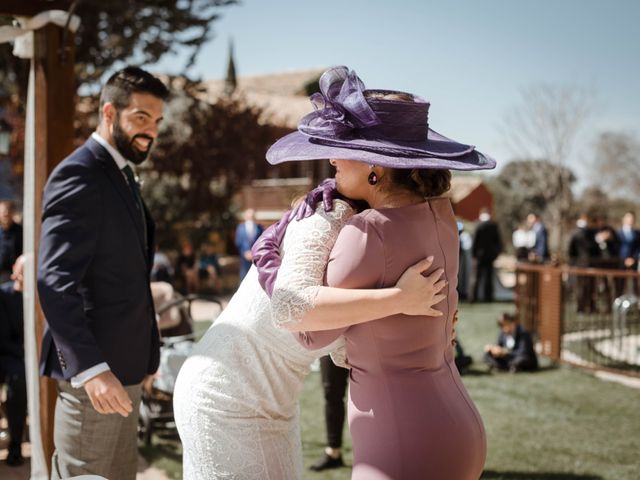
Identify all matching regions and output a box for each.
[266,66,496,171]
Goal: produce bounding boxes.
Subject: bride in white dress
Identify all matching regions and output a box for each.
[173,200,444,479]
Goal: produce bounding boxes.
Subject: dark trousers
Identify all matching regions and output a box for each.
[576,276,596,313]
[473,261,495,302]
[483,352,537,372]
[0,363,27,454]
[319,355,349,449]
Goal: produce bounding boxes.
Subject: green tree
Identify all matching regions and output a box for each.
[140,86,276,248]
[0,0,237,98]
[500,83,593,251]
[589,131,640,200]
[489,159,576,257]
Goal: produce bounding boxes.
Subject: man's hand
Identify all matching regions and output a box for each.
[83,370,133,417]
[485,345,505,357]
[395,256,447,317]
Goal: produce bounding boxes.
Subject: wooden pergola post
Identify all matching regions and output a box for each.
[1,1,75,474]
[33,21,76,467]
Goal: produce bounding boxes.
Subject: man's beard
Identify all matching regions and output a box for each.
[113,116,153,165]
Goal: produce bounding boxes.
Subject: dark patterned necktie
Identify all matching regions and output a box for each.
[122,165,148,249]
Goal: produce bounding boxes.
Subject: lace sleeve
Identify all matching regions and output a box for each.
[329,340,350,369]
[270,200,355,327]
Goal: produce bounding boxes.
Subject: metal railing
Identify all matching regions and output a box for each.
[515,263,640,377]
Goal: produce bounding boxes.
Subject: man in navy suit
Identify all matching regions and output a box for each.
[484,312,538,372]
[617,211,640,296]
[0,255,26,467]
[0,200,23,283]
[619,211,640,270]
[526,212,550,263]
[235,208,264,280]
[37,67,168,479]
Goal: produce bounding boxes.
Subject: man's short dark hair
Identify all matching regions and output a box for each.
[99,66,169,119]
[498,312,517,326]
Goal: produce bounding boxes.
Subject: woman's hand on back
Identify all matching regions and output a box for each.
[395,256,447,317]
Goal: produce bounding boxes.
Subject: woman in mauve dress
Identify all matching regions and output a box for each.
[264,66,495,479]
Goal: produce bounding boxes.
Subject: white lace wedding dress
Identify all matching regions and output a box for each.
[173,201,354,480]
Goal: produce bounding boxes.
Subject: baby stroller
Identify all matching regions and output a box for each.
[138,282,222,446]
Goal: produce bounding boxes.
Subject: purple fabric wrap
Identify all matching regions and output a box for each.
[299,68,381,138]
[251,209,293,297]
[252,178,358,296]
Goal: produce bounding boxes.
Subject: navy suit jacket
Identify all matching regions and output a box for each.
[235,222,264,277]
[38,138,160,386]
[532,222,549,260]
[497,324,538,367]
[618,228,640,265]
[235,222,264,255]
[0,282,24,374]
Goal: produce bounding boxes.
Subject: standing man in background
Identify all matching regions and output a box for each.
[618,211,640,271]
[0,200,22,283]
[235,208,264,280]
[472,207,502,302]
[0,255,27,467]
[617,211,640,295]
[568,212,599,313]
[37,67,168,479]
[526,212,549,263]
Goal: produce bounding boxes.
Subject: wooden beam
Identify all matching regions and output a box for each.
[32,21,75,474]
[0,1,71,16]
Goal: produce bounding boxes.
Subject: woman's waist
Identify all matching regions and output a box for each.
[348,355,458,383]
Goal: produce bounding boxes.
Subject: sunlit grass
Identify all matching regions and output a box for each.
[142,303,640,480]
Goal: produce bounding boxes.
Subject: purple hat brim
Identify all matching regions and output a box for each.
[266,129,496,171]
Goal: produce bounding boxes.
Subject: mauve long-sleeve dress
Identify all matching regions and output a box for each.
[298,198,486,480]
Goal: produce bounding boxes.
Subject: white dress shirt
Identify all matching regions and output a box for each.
[244,220,256,240]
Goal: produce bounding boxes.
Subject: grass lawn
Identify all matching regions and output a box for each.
[142,303,640,479]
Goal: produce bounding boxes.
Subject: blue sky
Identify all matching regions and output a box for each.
[154,0,640,186]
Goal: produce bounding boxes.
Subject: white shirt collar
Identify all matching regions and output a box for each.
[91,131,129,170]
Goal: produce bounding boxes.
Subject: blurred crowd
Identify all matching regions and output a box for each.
[457,208,640,304]
[151,208,264,295]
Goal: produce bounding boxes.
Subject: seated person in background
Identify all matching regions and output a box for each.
[198,242,221,293]
[0,255,27,466]
[151,246,174,284]
[176,239,198,294]
[484,312,538,372]
[150,282,182,332]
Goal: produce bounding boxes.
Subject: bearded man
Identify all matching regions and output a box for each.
[37,67,168,479]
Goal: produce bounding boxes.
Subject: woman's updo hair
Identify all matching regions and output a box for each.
[389,168,452,198]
